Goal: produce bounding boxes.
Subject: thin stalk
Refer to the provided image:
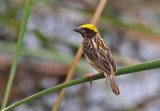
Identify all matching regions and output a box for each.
[52,46,83,111]
[2,59,160,111]
[1,0,34,109]
[52,0,107,111]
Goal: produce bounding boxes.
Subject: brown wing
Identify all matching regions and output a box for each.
[82,38,117,75]
[98,49,117,74]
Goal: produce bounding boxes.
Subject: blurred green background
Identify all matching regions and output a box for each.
[0,0,160,111]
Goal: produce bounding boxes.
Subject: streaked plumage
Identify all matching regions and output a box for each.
[73,24,120,95]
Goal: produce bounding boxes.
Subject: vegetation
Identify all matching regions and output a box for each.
[0,0,160,111]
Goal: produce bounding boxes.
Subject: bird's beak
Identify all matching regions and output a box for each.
[73,27,82,33]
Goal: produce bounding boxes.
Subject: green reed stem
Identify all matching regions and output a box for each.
[1,0,34,109]
[2,59,160,111]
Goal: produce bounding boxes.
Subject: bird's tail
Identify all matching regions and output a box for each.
[108,75,120,95]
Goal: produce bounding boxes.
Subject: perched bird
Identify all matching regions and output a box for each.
[73,24,120,95]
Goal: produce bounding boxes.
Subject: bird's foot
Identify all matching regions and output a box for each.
[84,74,93,87]
[84,72,103,87]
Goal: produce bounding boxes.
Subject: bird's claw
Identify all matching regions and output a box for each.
[84,74,93,88]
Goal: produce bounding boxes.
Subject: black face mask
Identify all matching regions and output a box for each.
[83,28,96,38]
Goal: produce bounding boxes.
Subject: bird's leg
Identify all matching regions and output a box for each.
[105,78,107,83]
[103,73,108,83]
[84,72,103,87]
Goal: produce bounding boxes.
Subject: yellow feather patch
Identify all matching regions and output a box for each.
[99,38,107,49]
[102,41,107,49]
[80,24,98,33]
[92,39,98,48]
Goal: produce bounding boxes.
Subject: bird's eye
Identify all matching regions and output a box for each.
[84,28,89,31]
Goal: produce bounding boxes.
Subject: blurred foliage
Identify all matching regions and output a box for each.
[0,0,160,111]
[2,59,160,111]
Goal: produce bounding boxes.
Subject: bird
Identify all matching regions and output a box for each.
[73,24,120,95]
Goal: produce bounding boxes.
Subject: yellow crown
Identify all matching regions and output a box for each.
[80,24,98,33]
